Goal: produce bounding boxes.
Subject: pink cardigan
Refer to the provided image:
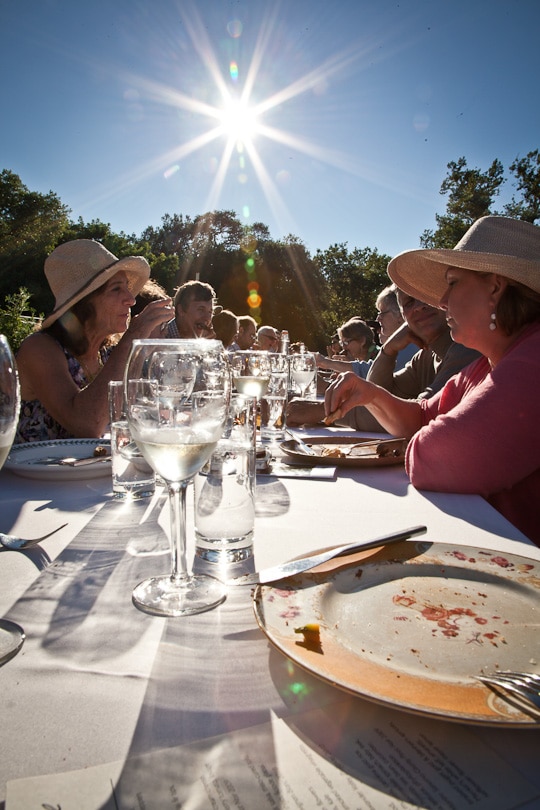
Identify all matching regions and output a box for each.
[406,322,540,546]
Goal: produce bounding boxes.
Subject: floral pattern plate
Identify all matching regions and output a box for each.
[5,439,111,481]
[253,540,540,726]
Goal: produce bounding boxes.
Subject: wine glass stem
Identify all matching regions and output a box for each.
[168,481,189,585]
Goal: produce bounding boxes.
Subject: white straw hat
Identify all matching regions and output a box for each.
[42,239,150,328]
[388,216,540,308]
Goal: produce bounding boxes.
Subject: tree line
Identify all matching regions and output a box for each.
[1,149,538,351]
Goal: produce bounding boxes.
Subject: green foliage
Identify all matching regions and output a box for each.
[314,243,390,337]
[504,150,540,223]
[0,288,43,352]
[421,157,505,248]
[0,169,70,312]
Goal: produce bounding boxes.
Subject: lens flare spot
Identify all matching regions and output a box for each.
[276,169,291,185]
[242,205,250,218]
[227,19,243,38]
[413,113,430,132]
[238,173,248,184]
[229,61,239,81]
[163,165,180,179]
[248,291,262,308]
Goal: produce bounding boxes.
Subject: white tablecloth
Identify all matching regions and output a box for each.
[1,429,539,808]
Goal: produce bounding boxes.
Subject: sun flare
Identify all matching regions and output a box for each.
[218,99,260,145]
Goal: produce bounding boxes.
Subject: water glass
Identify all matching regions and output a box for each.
[194,394,256,563]
[260,353,289,444]
[0,335,20,469]
[108,380,155,500]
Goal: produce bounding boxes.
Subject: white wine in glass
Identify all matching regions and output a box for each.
[125,339,230,617]
[230,351,271,398]
[290,352,317,398]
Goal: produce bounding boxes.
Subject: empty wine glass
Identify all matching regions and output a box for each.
[290,352,317,398]
[0,335,20,469]
[125,339,230,617]
[260,353,289,444]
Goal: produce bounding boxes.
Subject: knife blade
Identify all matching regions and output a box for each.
[227,525,427,586]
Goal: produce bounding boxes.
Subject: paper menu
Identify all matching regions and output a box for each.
[6,703,539,809]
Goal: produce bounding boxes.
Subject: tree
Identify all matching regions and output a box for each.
[314,243,390,337]
[0,170,70,312]
[420,157,504,248]
[504,149,540,223]
[0,288,43,352]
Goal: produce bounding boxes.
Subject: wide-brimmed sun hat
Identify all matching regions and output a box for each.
[42,239,151,328]
[387,216,540,308]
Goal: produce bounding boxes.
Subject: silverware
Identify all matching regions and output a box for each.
[227,525,427,586]
[475,671,540,718]
[32,454,110,467]
[284,429,318,456]
[0,523,68,551]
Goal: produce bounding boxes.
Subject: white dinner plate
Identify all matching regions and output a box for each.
[254,540,540,726]
[5,439,112,481]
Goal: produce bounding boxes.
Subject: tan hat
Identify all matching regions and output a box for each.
[388,216,540,308]
[42,239,150,328]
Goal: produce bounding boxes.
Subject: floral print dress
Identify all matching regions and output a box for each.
[15,345,108,443]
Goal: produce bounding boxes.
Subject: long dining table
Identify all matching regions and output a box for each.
[1,426,539,809]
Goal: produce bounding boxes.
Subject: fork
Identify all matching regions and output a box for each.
[475,671,540,718]
[0,523,68,551]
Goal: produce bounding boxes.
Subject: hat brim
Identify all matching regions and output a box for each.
[42,256,150,328]
[388,248,540,308]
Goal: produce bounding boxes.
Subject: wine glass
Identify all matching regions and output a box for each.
[230,350,271,399]
[0,335,20,469]
[290,352,317,398]
[125,339,230,617]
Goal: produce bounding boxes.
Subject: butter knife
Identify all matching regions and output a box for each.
[227,525,427,586]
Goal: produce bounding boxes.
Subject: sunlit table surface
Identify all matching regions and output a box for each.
[1,427,539,809]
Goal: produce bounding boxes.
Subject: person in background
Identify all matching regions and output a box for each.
[212,309,239,350]
[326,333,342,358]
[325,216,540,545]
[315,317,375,378]
[256,325,280,351]
[229,315,258,351]
[163,280,218,338]
[15,239,173,443]
[375,284,417,370]
[287,288,479,430]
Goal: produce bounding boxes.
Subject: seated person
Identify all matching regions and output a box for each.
[287,293,479,430]
[16,239,173,443]
[256,325,280,352]
[324,216,540,546]
[374,284,417,370]
[163,280,218,338]
[212,309,239,349]
[229,315,257,351]
[315,317,376,378]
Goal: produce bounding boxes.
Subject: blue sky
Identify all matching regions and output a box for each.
[2,0,539,259]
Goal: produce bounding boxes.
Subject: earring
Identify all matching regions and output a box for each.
[489,313,497,331]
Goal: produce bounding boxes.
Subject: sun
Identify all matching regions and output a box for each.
[218,98,260,145]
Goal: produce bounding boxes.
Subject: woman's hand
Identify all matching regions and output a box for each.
[127,298,175,339]
[324,372,376,424]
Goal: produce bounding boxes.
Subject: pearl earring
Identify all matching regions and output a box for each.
[489,313,497,331]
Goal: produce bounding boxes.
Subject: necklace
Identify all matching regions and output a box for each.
[77,352,104,384]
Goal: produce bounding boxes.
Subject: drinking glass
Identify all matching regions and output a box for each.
[125,339,230,617]
[260,353,289,443]
[290,352,317,398]
[230,350,271,399]
[0,335,20,469]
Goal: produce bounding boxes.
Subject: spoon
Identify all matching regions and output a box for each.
[0,523,68,551]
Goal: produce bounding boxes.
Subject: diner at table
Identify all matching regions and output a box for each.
[1,217,540,808]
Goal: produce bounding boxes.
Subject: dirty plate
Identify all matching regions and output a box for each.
[279,436,406,467]
[5,439,111,481]
[254,540,540,726]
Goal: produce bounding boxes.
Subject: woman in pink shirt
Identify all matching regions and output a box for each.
[324,216,540,545]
